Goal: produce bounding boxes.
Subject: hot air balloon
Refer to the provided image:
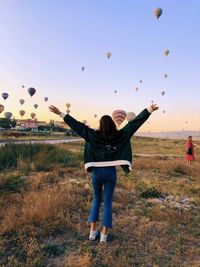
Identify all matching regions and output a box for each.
[22,85,25,88]
[139,80,142,83]
[66,109,70,114]
[44,97,48,102]
[19,110,25,117]
[112,110,127,127]
[28,87,36,97]
[2,93,9,100]
[164,49,169,56]
[30,113,36,119]
[114,90,117,94]
[0,104,4,113]
[66,103,71,109]
[161,91,165,96]
[154,7,163,19]
[163,110,166,114]
[135,87,139,91]
[34,104,38,109]
[19,99,25,105]
[151,100,154,104]
[4,112,12,120]
[81,67,85,71]
[106,52,111,59]
[94,114,97,118]
[164,74,168,78]
[82,120,87,125]
[185,121,188,124]
[126,112,136,122]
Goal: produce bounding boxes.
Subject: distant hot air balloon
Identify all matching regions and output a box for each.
[34,104,38,109]
[19,110,25,117]
[151,100,154,104]
[2,93,9,100]
[112,110,127,127]
[135,87,139,91]
[164,49,169,56]
[66,109,70,114]
[28,87,36,97]
[81,67,85,71]
[82,120,87,125]
[66,103,71,109]
[164,74,168,78]
[126,112,136,122]
[154,7,163,19]
[161,91,165,96]
[22,85,25,88]
[114,90,117,94]
[19,99,25,105]
[185,121,188,124]
[94,114,97,118]
[139,80,142,83]
[0,104,4,113]
[163,110,166,114]
[30,113,36,119]
[4,112,12,120]
[44,97,48,102]
[106,52,111,59]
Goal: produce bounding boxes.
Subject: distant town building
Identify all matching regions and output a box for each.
[16,119,46,129]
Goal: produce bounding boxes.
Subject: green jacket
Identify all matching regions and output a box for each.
[63,108,151,173]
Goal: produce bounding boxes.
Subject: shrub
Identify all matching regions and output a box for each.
[139,187,163,199]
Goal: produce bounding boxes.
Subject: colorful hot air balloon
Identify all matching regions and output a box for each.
[164,74,168,78]
[164,49,169,56]
[114,90,117,94]
[81,67,85,71]
[2,93,9,100]
[94,114,97,118]
[66,109,70,114]
[19,110,25,117]
[0,104,4,113]
[126,112,136,122]
[154,7,163,19]
[30,113,36,119]
[22,85,25,88]
[112,110,127,127]
[4,112,12,120]
[106,52,111,59]
[135,87,139,91]
[66,103,71,109]
[19,99,25,105]
[34,104,38,109]
[44,97,48,102]
[82,120,87,125]
[139,80,142,83]
[28,87,36,97]
[161,91,165,96]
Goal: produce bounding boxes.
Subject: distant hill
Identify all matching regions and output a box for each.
[136,131,200,140]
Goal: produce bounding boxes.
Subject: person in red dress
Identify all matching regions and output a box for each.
[186,136,195,167]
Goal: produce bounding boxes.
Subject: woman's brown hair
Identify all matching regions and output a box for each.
[99,115,118,138]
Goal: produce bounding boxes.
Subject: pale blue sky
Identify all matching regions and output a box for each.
[0,0,199,131]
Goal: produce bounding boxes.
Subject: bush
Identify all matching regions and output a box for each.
[140,187,163,199]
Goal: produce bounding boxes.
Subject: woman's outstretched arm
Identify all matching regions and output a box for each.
[123,104,159,138]
[49,105,93,141]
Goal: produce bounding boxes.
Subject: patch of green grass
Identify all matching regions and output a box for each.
[0,174,28,192]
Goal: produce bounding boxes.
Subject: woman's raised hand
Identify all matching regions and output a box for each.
[49,105,61,116]
[150,104,159,112]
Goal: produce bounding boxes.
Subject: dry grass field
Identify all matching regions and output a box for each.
[0,137,200,267]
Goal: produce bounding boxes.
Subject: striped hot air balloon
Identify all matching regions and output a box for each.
[112,110,127,127]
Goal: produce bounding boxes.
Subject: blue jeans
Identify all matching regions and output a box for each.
[88,166,117,228]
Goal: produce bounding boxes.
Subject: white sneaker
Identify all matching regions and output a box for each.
[89,230,99,241]
[100,232,107,243]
